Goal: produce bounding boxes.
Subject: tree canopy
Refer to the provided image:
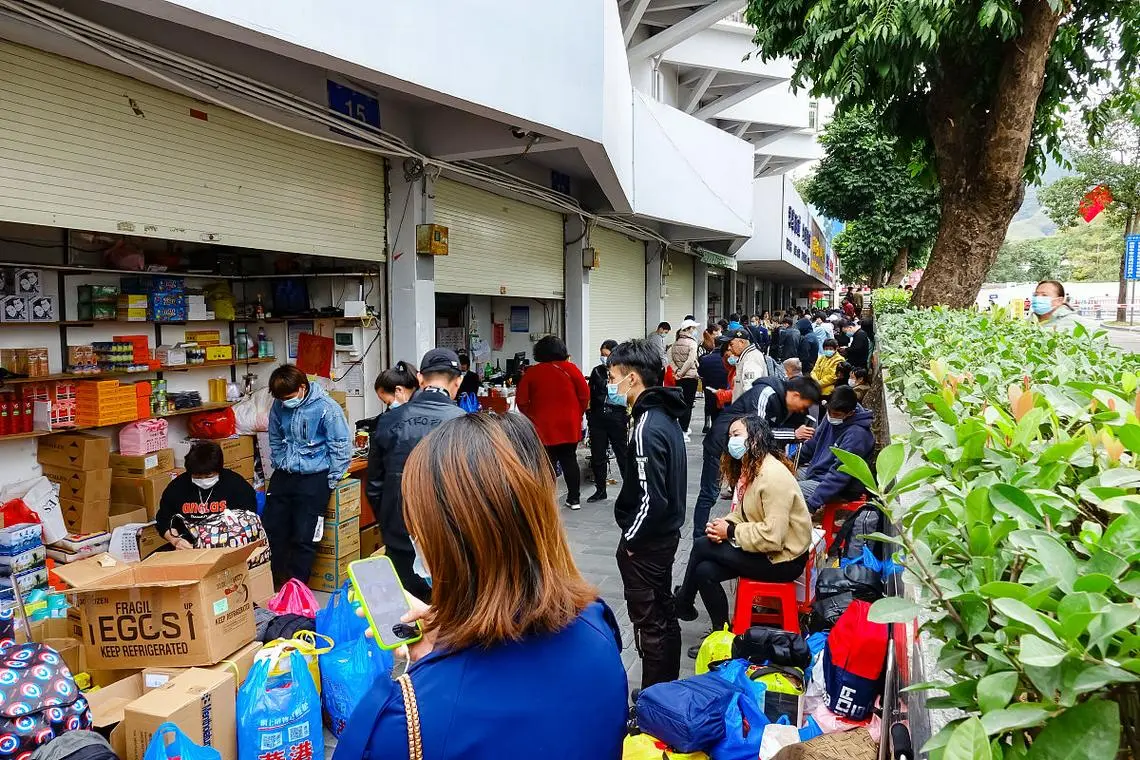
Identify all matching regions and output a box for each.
[987,215,1123,283]
[800,111,940,286]
[744,0,1140,308]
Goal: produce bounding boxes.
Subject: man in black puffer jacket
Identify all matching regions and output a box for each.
[367,348,465,602]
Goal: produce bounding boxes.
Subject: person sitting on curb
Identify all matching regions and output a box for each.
[796,385,875,512]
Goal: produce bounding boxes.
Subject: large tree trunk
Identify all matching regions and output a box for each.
[911,0,1063,309]
[888,247,909,286]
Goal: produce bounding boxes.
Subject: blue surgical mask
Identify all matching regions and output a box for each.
[606,382,626,406]
[727,435,748,460]
[727,355,740,366]
[1031,295,1056,315]
[599,355,608,366]
[282,395,303,409]
[822,349,835,357]
[389,400,404,410]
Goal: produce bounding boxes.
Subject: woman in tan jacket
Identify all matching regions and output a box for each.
[674,414,812,642]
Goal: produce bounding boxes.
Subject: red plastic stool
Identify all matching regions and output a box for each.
[731,544,818,634]
[821,496,868,552]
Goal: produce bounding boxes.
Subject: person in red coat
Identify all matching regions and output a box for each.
[517,335,590,509]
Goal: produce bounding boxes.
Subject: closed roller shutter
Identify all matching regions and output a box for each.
[0,41,385,260]
[434,179,564,299]
[589,226,646,351]
[665,251,695,325]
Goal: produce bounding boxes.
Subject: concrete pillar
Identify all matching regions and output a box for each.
[387,166,435,367]
[564,216,590,372]
[725,270,739,317]
[693,262,710,325]
[744,276,759,315]
[645,243,667,336]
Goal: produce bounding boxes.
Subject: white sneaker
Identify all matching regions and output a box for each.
[567,502,581,511]
[683,432,692,443]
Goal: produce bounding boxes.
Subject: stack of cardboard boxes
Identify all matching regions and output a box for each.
[215,436,255,484]
[57,546,261,760]
[109,445,176,556]
[310,479,361,591]
[38,432,113,534]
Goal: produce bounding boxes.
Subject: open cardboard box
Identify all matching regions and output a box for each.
[54,546,256,670]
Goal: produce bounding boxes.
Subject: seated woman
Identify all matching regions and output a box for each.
[157,441,259,549]
[850,367,872,403]
[335,414,628,760]
[675,415,812,653]
[811,338,844,395]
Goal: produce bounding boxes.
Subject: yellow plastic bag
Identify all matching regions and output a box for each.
[694,625,735,675]
[623,734,710,759]
[255,631,333,693]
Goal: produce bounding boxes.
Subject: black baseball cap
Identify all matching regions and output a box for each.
[726,328,752,342]
[420,348,462,374]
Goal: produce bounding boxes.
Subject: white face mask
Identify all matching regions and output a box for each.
[192,475,219,490]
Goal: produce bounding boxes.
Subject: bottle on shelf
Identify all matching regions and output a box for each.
[257,326,268,358]
[236,327,249,360]
[255,294,265,321]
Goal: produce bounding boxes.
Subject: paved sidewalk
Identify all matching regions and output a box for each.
[560,403,725,688]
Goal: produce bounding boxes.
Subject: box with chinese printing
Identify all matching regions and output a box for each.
[123,668,236,760]
[53,546,257,670]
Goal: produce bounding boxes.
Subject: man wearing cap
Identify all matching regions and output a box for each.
[367,348,465,602]
[724,327,769,402]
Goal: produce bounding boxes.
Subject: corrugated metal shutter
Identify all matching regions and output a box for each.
[0,41,385,260]
[665,251,695,324]
[433,179,564,299]
[589,226,646,351]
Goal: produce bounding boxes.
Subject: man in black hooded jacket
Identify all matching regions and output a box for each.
[607,339,687,689]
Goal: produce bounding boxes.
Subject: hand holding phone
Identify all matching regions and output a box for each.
[348,556,425,651]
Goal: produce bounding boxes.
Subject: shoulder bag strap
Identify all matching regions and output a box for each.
[397,672,424,760]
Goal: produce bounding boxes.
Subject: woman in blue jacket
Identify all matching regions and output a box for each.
[334,413,628,760]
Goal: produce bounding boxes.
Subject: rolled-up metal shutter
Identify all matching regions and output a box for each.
[0,41,385,260]
[589,226,646,351]
[433,179,564,299]
[664,251,696,325]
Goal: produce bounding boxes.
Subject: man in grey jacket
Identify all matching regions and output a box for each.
[647,321,671,366]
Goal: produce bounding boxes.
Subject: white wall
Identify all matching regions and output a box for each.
[720,85,811,128]
[734,176,784,262]
[467,296,564,367]
[662,28,793,80]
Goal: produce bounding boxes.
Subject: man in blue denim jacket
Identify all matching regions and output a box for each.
[265,364,351,583]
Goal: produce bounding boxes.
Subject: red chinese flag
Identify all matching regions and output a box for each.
[1079,185,1113,222]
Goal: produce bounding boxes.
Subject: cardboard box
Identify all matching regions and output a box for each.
[41,464,112,502]
[215,436,254,465]
[360,522,382,557]
[124,668,236,760]
[228,456,254,482]
[108,506,148,531]
[309,550,357,592]
[110,449,174,478]
[246,560,273,606]
[53,546,257,670]
[61,497,111,535]
[87,672,146,759]
[325,478,362,521]
[140,640,262,693]
[110,472,172,517]
[795,529,827,606]
[317,516,360,558]
[38,432,111,470]
[42,637,82,676]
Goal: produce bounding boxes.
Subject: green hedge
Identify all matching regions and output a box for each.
[871,287,911,315]
[842,308,1140,760]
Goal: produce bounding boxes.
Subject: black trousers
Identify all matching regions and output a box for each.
[387,545,432,603]
[617,533,681,690]
[676,378,699,432]
[263,470,332,584]
[677,537,808,630]
[702,389,721,430]
[588,409,628,489]
[546,443,581,504]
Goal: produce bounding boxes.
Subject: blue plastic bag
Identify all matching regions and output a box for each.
[318,582,394,736]
[711,689,769,760]
[143,722,220,760]
[238,650,323,760]
[711,659,768,712]
[635,672,743,753]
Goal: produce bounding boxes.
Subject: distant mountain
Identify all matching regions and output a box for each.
[1005,156,1071,240]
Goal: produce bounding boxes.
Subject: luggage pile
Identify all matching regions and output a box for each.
[0,543,394,760]
[626,503,901,760]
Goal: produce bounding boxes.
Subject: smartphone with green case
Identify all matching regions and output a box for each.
[347,555,423,650]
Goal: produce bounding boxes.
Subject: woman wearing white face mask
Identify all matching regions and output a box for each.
[373,360,419,411]
[157,441,258,549]
[674,415,812,654]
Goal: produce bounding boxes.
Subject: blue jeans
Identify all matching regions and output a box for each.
[692,447,722,539]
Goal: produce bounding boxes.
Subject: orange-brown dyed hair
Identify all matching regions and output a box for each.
[401,413,597,650]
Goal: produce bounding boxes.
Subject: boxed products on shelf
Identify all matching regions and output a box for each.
[205,345,233,361]
[78,284,120,321]
[0,347,50,377]
[14,268,42,295]
[149,293,188,322]
[67,345,99,373]
[116,294,148,321]
[76,380,138,426]
[0,392,35,436]
[185,330,221,346]
[156,344,186,366]
[28,295,55,322]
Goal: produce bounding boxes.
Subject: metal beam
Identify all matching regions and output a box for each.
[683,69,717,113]
[628,0,746,60]
[733,121,752,138]
[691,77,780,120]
[753,154,772,178]
[750,126,799,149]
[623,0,653,45]
[646,0,708,11]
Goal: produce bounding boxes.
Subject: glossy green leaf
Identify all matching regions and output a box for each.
[1031,535,1077,593]
[980,703,1052,736]
[945,716,992,760]
[989,484,1041,523]
[1019,635,1067,667]
[833,447,877,492]
[976,671,1019,713]
[1024,699,1120,760]
[868,596,922,624]
[876,443,904,490]
[1117,424,1140,454]
[979,582,1030,601]
[993,598,1061,643]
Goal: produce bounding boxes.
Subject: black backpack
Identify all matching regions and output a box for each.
[810,564,884,631]
[830,503,889,564]
[0,644,92,757]
[730,627,811,670]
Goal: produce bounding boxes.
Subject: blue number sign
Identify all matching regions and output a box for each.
[327,81,380,129]
[1127,235,1140,281]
